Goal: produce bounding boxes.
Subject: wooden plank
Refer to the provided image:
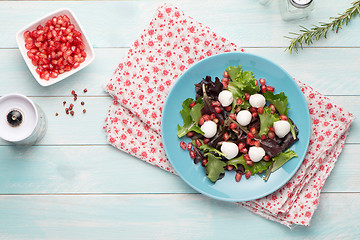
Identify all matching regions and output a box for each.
[0,193,358,239]
[0,144,358,194]
[1,48,360,97]
[0,0,358,48]
[0,95,357,145]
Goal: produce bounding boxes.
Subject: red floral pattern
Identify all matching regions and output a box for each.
[104,4,355,228]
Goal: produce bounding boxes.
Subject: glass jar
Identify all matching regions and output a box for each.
[280,0,314,21]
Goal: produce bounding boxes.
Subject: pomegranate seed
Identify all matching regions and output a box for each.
[249,107,256,113]
[187,142,193,151]
[261,85,267,93]
[254,141,261,147]
[203,138,210,144]
[180,141,186,150]
[229,113,236,120]
[236,98,243,105]
[249,127,256,135]
[214,107,222,113]
[267,86,275,92]
[244,93,250,101]
[257,107,264,114]
[246,160,253,166]
[203,115,210,121]
[238,142,245,150]
[268,131,275,139]
[71,90,75,95]
[269,104,276,110]
[189,101,196,108]
[259,78,266,85]
[213,118,219,124]
[235,172,242,182]
[189,150,196,159]
[55,113,58,116]
[252,112,258,118]
[202,159,208,167]
[235,106,241,113]
[83,109,86,114]
[245,171,251,179]
[254,79,258,86]
[226,165,234,171]
[246,137,252,145]
[268,127,275,132]
[229,123,237,130]
[81,101,85,106]
[211,101,221,107]
[261,134,267,140]
[186,131,194,138]
[222,82,228,89]
[210,113,216,120]
[247,132,255,139]
[74,96,77,101]
[225,106,232,112]
[263,155,270,161]
[63,101,66,106]
[70,104,74,107]
[70,111,74,116]
[83,88,87,93]
[195,139,202,147]
[223,132,230,141]
[223,71,230,78]
[221,78,229,85]
[198,117,205,126]
[240,148,248,154]
[280,114,288,121]
[244,154,250,161]
[69,106,73,110]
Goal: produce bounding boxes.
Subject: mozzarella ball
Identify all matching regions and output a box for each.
[200,120,217,138]
[218,90,233,107]
[249,94,266,108]
[221,142,239,159]
[236,110,252,126]
[273,120,291,138]
[248,147,266,162]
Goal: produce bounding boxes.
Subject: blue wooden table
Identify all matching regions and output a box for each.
[1,1,360,239]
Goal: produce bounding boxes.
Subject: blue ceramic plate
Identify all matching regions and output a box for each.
[161,52,310,202]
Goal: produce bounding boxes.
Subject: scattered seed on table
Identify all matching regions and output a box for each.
[55,113,58,116]
[83,109,86,113]
[83,88,87,93]
[71,90,75,95]
[70,111,74,116]
[63,101,66,106]
[81,101,85,106]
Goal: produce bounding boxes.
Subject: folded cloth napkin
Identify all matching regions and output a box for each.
[104,3,355,227]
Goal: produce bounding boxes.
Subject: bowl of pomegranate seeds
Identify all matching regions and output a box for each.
[16,8,95,87]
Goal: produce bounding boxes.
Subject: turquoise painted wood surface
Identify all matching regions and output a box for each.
[0,0,359,239]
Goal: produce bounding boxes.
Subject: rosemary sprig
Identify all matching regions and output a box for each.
[285,0,360,53]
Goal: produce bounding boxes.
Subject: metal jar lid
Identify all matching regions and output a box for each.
[289,0,313,8]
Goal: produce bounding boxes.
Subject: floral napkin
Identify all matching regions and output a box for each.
[103,3,355,227]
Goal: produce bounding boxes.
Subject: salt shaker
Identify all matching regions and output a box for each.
[280,0,314,21]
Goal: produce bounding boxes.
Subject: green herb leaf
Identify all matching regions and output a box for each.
[271,149,298,172]
[177,98,204,138]
[198,144,225,157]
[227,156,272,175]
[263,91,289,116]
[205,153,227,182]
[258,106,280,136]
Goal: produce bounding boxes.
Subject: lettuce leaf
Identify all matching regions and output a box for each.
[177,98,204,138]
[264,91,296,139]
[198,144,225,157]
[271,149,298,172]
[227,156,272,176]
[205,153,227,182]
[258,106,280,136]
[226,65,259,112]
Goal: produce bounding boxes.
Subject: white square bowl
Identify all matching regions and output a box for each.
[16,8,95,87]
